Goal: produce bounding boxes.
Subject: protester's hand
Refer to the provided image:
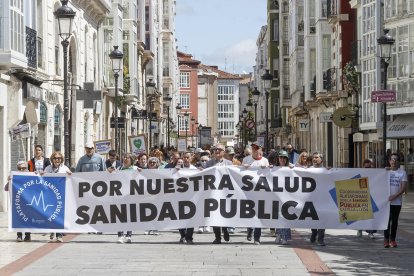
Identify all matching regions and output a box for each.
[385,166,391,170]
[7,175,11,181]
[66,170,72,175]
[39,171,45,176]
[242,164,250,168]
[137,167,142,172]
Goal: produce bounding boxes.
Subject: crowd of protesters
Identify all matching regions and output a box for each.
[4,141,407,248]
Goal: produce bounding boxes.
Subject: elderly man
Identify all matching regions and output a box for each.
[75,142,106,172]
[242,141,269,245]
[205,144,233,244]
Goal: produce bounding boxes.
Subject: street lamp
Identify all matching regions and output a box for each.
[176,104,182,138]
[163,94,172,150]
[242,108,248,145]
[195,120,199,147]
[198,124,203,148]
[146,79,157,150]
[184,111,189,148]
[109,45,124,154]
[252,87,261,138]
[54,0,76,167]
[377,29,395,167]
[261,69,273,155]
[191,116,195,147]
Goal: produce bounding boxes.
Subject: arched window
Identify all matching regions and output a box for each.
[40,102,47,124]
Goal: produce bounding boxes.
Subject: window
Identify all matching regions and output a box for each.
[217,85,235,101]
[218,121,235,137]
[272,18,279,42]
[10,0,24,53]
[180,94,190,109]
[40,102,47,124]
[180,72,190,88]
[218,104,234,119]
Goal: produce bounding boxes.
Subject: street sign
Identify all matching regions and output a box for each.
[245,119,255,129]
[371,90,396,102]
[110,117,125,128]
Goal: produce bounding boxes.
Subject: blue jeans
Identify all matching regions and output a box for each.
[247,228,261,241]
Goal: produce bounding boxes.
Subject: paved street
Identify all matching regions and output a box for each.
[1,192,414,276]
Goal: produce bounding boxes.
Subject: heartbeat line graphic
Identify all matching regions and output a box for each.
[26,191,54,212]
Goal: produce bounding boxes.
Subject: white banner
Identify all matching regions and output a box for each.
[9,167,390,232]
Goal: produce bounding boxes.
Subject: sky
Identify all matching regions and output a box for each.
[175,0,267,74]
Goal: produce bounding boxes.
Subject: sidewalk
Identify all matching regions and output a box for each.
[0,193,413,276]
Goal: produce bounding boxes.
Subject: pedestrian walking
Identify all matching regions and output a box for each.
[384,153,408,248]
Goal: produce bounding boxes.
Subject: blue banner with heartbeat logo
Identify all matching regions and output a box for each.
[12,175,66,229]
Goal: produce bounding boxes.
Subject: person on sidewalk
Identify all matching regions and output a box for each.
[113,153,138,243]
[242,141,269,245]
[42,151,72,242]
[310,152,327,246]
[356,159,377,239]
[205,144,233,244]
[176,152,197,244]
[384,153,408,248]
[27,144,51,173]
[4,161,31,242]
[274,150,292,245]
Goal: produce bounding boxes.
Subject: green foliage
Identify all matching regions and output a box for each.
[343,62,359,95]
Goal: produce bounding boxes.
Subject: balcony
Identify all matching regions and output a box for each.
[26,27,37,69]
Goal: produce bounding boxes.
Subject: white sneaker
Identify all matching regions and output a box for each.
[125,236,131,243]
[281,238,288,245]
[152,230,159,235]
[254,240,261,245]
[205,226,211,232]
[50,233,55,240]
[144,231,149,235]
[118,236,124,243]
[198,227,204,234]
[368,233,375,239]
[274,234,281,244]
[56,236,63,243]
[357,230,362,237]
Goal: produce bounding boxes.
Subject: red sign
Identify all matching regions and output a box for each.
[371,90,396,102]
[245,119,255,129]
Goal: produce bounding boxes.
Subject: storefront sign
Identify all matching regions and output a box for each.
[24,82,44,101]
[11,123,31,141]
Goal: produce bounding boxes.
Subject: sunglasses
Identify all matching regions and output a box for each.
[149,161,157,164]
[200,160,208,162]
[53,157,62,160]
[17,167,26,171]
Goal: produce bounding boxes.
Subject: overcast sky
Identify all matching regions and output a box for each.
[175,0,267,74]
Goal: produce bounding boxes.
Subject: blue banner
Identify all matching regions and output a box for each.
[12,175,66,229]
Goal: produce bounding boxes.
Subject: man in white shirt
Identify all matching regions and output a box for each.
[242,141,269,245]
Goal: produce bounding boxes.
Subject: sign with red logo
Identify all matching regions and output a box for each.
[245,119,255,129]
[371,90,396,102]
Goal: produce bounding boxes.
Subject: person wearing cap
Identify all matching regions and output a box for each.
[75,142,106,172]
[4,161,32,242]
[225,146,241,166]
[242,141,269,245]
[205,144,232,244]
[274,150,292,245]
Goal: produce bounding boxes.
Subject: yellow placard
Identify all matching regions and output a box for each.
[335,177,373,223]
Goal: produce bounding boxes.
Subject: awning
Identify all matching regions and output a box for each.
[387,115,414,138]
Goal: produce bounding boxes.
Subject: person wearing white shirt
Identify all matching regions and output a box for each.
[242,141,269,245]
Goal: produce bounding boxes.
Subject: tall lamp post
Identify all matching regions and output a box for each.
[190,116,195,147]
[176,104,182,138]
[54,0,76,167]
[198,124,203,148]
[242,107,248,146]
[164,94,172,150]
[109,46,124,154]
[377,29,395,167]
[146,79,156,150]
[261,69,273,155]
[184,111,189,149]
[195,121,199,148]
[252,87,261,138]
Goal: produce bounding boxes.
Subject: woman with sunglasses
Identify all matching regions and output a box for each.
[274,150,292,245]
[144,157,161,235]
[116,154,138,243]
[43,151,71,242]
